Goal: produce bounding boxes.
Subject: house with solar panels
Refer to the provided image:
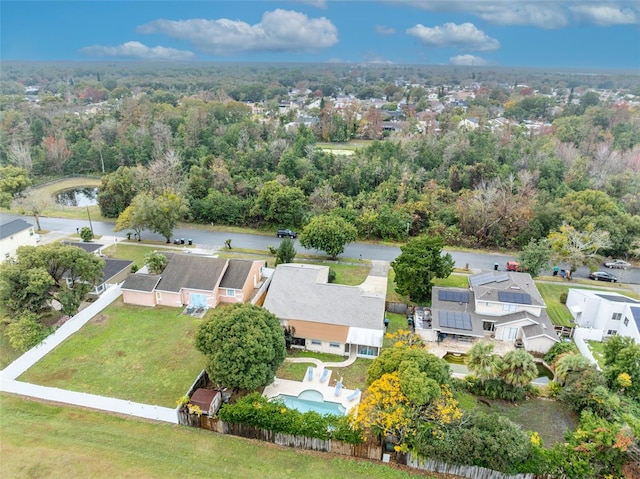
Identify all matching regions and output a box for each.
[566,289,640,344]
[421,271,559,354]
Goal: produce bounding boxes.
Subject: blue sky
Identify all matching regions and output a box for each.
[2,1,639,69]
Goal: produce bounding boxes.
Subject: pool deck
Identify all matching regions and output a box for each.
[263,367,361,414]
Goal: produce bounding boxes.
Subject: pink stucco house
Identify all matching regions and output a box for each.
[121,254,265,309]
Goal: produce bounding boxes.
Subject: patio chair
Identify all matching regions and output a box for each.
[347,388,361,401]
[307,366,315,381]
[334,380,343,397]
[319,369,330,383]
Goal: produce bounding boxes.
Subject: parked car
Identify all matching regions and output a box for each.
[604,259,631,269]
[506,261,521,272]
[277,228,297,239]
[589,271,618,282]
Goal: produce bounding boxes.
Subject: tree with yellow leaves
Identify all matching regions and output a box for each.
[351,372,413,445]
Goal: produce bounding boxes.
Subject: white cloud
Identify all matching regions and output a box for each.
[389,1,569,29]
[295,0,328,8]
[80,41,194,60]
[449,54,490,66]
[137,9,338,55]
[375,24,396,35]
[570,5,638,26]
[407,22,500,51]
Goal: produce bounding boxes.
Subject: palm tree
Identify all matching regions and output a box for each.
[499,349,538,387]
[554,353,592,385]
[466,342,502,381]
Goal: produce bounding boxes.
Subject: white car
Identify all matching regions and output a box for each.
[604,259,630,269]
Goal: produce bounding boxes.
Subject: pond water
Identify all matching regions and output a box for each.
[56,187,98,207]
[443,352,555,384]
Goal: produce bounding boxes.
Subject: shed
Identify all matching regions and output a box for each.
[190,388,221,416]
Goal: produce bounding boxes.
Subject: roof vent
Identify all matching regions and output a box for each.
[510,286,521,290]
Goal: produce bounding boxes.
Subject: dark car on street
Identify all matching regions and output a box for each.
[277,228,297,239]
[589,271,618,282]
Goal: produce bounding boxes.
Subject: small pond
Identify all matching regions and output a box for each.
[443,352,554,384]
[55,187,98,207]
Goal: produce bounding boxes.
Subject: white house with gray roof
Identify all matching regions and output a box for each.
[566,289,640,344]
[263,263,386,358]
[422,271,559,354]
[0,219,38,263]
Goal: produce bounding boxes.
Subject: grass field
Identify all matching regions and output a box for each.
[476,398,577,447]
[15,177,106,222]
[535,282,574,326]
[18,299,207,407]
[0,394,433,479]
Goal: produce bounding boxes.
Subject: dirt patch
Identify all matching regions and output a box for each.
[115,350,125,357]
[48,368,77,381]
[92,314,108,324]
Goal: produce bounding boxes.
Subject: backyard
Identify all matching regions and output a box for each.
[18,299,207,407]
[276,350,373,391]
[0,394,434,479]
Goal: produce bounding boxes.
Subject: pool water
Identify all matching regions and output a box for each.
[273,389,346,416]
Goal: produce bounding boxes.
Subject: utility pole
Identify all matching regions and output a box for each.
[86,206,94,234]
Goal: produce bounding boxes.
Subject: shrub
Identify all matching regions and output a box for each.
[218,393,363,444]
[5,312,53,352]
[559,291,568,304]
[79,226,93,242]
[328,268,336,283]
[543,341,578,365]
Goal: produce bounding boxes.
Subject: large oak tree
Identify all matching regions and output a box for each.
[195,304,286,390]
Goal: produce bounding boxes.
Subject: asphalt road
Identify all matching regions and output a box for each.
[4,213,639,284]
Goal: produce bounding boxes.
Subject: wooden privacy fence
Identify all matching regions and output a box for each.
[178,413,382,460]
[385,301,408,314]
[406,454,546,479]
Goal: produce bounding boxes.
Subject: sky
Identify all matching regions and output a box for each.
[1,1,639,70]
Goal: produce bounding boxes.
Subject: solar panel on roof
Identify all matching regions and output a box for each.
[498,291,532,305]
[438,310,473,331]
[469,272,496,287]
[596,294,640,304]
[438,290,470,303]
[494,272,509,283]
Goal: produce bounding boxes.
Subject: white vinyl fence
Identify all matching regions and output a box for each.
[0,284,177,424]
[572,327,602,370]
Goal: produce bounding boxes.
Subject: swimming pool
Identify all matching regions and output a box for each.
[272,389,346,416]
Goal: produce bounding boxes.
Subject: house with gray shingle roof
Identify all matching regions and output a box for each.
[422,271,558,354]
[121,254,265,310]
[1,219,38,263]
[263,263,386,358]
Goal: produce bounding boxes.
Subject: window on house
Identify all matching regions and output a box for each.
[29,229,34,236]
[292,337,305,347]
[329,342,340,348]
[607,330,617,336]
[226,289,235,296]
[310,340,321,346]
[624,317,629,327]
[611,312,622,321]
[358,345,377,357]
[502,303,517,312]
[482,322,495,332]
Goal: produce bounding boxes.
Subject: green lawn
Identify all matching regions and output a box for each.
[586,340,606,368]
[0,394,432,479]
[277,350,373,390]
[102,243,170,268]
[535,282,574,326]
[433,273,469,289]
[18,299,207,407]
